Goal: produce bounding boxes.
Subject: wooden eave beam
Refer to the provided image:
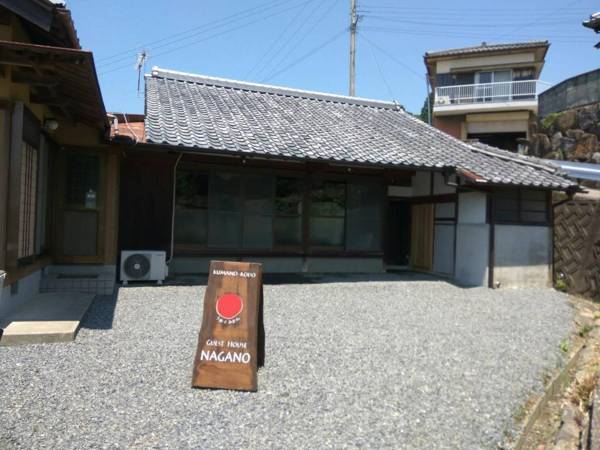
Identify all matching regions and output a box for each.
[10,71,59,86]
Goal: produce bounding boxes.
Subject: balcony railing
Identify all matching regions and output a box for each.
[434,80,549,106]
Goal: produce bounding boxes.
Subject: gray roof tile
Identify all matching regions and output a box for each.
[144,67,577,191]
[425,40,549,58]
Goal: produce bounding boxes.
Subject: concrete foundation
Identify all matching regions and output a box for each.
[169,256,384,275]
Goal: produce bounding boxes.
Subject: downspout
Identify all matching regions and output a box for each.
[168,153,183,268]
[487,193,495,289]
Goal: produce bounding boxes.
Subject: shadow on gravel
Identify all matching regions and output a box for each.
[80,290,119,330]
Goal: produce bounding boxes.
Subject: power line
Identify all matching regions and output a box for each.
[357,32,425,81]
[244,0,316,79]
[96,0,288,64]
[361,26,591,43]
[262,28,347,82]
[98,0,306,70]
[361,34,396,101]
[99,1,311,76]
[253,0,326,81]
[260,0,341,83]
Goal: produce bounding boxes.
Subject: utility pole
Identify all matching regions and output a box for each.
[349,0,357,96]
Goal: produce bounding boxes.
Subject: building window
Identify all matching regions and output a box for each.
[242,174,274,249]
[492,190,549,224]
[309,180,346,249]
[174,170,383,254]
[175,171,209,247]
[346,182,383,251]
[66,153,99,208]
[274,177,303,248]
[18,143,38,260]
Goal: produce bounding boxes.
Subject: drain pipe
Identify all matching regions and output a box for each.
[168,153,183,269]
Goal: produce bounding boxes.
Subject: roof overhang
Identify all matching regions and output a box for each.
[0,40,108,130]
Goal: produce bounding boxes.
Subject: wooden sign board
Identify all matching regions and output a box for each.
[192,260,264,391]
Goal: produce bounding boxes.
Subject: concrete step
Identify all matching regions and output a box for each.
[0,292,95,346]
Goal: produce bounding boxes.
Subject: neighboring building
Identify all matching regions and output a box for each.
[424,41,550,152]
[0,0,112,317]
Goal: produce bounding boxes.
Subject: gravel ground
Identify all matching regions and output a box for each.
[0,274,573,449]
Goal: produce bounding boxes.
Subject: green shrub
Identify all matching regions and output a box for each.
[541,112,561,133]
[555,278,568,292]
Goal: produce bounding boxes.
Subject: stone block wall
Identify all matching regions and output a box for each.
[528,104,600,186]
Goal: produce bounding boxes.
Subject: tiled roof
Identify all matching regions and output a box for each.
[425,41,549,58]
[144,67,577,191]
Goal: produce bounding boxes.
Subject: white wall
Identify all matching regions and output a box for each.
[0,269,41,318]
[493,225,552,289]
[454,191,489,286]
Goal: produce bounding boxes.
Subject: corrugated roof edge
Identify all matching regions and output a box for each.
[148,67,402,110]
[425,40,549,58]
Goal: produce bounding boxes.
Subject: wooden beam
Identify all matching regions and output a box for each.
[11,71,59,87]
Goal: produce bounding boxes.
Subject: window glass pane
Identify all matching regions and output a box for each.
[494,209,519,222]
[310,217,344,247]
[346,182,382,251]
[209,172,242,211]
[347,182,380,217]
[310,180,345,216]
[175,171,208,246]
[275,177,303,215]
[176,171,208,208]
[273,216,302,246]
[243,214,273,249]
[244,174,274,214]
[208,211,242,248]
[522,211,547,223]
[346,219,381,251]
[65,153,99,208]
[522,190,546,201]
[521,200,547,212]
[175,209,207,245]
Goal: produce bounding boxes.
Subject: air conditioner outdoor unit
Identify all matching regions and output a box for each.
[120,250,167,285]
[435,95,451,105]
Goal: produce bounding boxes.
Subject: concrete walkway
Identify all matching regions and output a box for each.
[0,292,95,346]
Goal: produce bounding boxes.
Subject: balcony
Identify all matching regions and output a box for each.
[433,80,549,115]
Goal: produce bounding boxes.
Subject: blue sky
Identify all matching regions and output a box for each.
[68,0,599,115]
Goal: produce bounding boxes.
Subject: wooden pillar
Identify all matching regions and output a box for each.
[0,102,12,270]
[103,148,120,265]
[5,102,23,270]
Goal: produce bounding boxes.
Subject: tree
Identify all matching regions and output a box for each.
[417,93,434,124]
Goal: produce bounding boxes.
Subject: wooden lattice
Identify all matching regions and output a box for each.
[554,199,600,301]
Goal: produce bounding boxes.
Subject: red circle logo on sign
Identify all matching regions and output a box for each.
[216,293,243,321]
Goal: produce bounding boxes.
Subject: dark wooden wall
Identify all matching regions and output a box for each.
[118,151,177,253]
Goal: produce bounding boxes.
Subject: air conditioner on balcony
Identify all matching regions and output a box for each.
[435,96,451,105]
[120,250,167,285]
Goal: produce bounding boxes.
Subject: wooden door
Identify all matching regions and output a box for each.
[55,149,105,263]
[410,203,434,271]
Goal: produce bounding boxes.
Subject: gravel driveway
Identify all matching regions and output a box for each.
[0,274,572,449]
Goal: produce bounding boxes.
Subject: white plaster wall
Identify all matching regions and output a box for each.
[412,171,431,196]
[493,225,552,289]
[433,224,455,275]
[455,191,489,286]
[0,270,41,318]
[458,191,487,223]
[387,185,413,197]
[433,173,456,195]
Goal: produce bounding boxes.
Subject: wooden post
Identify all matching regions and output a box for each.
[191,260,264,391]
